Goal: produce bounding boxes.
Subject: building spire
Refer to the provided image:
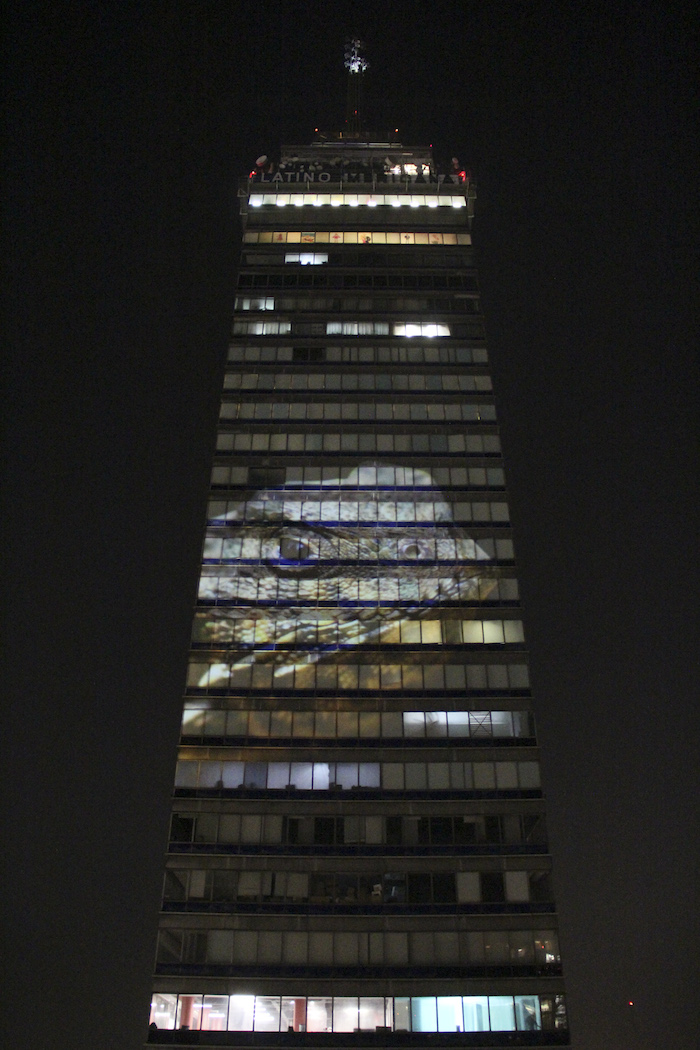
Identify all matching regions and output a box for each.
[343,37,368,138]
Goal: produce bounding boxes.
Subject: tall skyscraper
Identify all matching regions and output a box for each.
[147,127,569,1045]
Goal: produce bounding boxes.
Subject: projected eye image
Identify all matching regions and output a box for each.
[194,464,498,690]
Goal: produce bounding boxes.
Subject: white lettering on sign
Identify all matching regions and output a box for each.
[252,172,465,185]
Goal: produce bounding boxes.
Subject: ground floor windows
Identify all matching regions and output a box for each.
[149,992,566,1033]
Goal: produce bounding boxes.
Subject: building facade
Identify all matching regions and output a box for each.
[148,139,569,1046]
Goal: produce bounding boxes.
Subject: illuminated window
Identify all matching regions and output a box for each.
[326,321,390,336]
[393,322,451,337]
[231,321,292,335]
[242,230,472,245]
[150,993,564,1033]
[284,252,329,265]
[249,191,468,210]
[235,297,275,311]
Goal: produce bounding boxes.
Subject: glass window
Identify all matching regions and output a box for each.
[403,712,424,737]
[514,995,541,1031]
[456,871,480,903]
[437,997,463,1032]
[334,762,358,789]
[359,711,380,737]
[404,763,427,789]
[149,993,177,1030]
[175,995,203,1030]
[306,998,331,1032]
[289,762,313,789]
[485,931,510,963]
[447,711,471,737]
[227,995,255,1031]
[505,870,530,902]
[462,996,489,1032]
[333,998,358,1032]
[382,711,402,737]
[312,762,330,790]
[385,932,408,964]
[411,998,438,1033]
[473,763,496,789]
[359,762,380,787]
[313,710,334,737]
[534,931,560,964]
[206,930,233,963]
[488,996,516,1031]
[253,997,281,1032]
[382,763,403,789]
[510,930,535,965]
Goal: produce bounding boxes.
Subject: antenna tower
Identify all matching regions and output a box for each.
[344,38,368,138]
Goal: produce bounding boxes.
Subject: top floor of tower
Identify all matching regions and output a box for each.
[240,141,476,232]
[246,139,471,190]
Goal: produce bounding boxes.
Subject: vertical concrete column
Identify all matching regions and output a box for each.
[293,997,307,1032]
[179,995,194,1029]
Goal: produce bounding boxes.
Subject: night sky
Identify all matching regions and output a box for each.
[5,3,698,1049]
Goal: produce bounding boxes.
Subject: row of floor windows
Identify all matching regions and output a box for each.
[187,660,530,693]
[214,472,504,498]
[196,572,515,606]
[243,249,472,268]
[181,708,531,741]
[227,345,489,364]
[210,472,501,495]
[174,759,541,793]
[207,497,511,528]
[242,231,472,246]
[192,616,524,648]
[163,867,551,906]
[169,812,548,848]
[201,531,513,564]
[223,372,492,393]
[235,297,478,314]
[149,993,566,1034]
[204,511,509,544]
[213,436,498,458]
[219,402,497,423]
[249,193,468,209]
[239,267,478,289]
[233,321,457,338]
[156,927,560,969]
[216,436,501,461]
[196,575,513,609]
[202,554,514,588]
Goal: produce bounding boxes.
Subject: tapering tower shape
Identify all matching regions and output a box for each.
[148,139,569,1046]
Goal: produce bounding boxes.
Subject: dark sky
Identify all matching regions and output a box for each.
[4,3,698,1049]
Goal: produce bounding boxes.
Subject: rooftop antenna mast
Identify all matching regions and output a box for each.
[344,38,368,138]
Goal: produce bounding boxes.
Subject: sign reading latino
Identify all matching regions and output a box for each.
[248,171,468,185]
